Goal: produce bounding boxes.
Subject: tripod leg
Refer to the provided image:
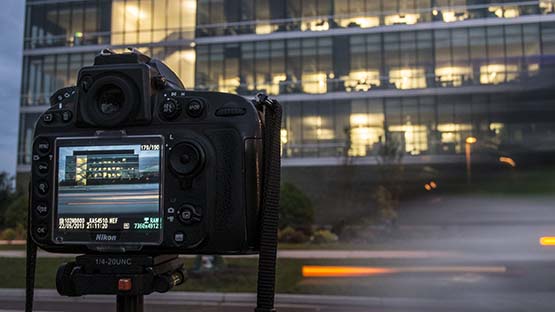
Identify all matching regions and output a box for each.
[116,295,143,312]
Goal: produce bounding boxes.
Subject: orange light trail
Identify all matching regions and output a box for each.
[302,266,396,277]
[540,236,555,246]
[499,156,516,167]
[302,265,506,277]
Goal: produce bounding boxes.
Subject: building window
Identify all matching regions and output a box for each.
[111,0,196,45]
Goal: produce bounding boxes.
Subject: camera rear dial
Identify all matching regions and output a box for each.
[169,142,205,176]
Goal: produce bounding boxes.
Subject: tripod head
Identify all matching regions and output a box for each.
[57,254,186,312]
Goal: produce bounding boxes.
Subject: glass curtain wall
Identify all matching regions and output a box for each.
[195,23,547,95]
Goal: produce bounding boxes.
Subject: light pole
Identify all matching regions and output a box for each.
[465,136,477,185]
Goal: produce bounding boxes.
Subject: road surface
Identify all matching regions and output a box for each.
[2,194,555,311]
[58,183,159,214]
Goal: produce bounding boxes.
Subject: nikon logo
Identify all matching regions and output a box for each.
[95,234,117,241]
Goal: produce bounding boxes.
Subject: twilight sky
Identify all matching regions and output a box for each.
[0,0,25,176]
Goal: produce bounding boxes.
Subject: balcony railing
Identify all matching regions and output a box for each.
[21,68,534,107]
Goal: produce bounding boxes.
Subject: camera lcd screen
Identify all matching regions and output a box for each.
[53,136,163,245]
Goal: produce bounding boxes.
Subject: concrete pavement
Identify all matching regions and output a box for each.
[1,288,553,312]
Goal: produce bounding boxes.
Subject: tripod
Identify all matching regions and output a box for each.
[56,254,186,312]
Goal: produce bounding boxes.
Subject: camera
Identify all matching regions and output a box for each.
[29,49,266,255]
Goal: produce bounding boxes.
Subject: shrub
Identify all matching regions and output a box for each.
[0,228,16,242]
[278,226,309,244]
[279,183,314,229]
[311,229,338,244]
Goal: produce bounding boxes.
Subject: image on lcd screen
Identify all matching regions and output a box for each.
[55,142,162,243]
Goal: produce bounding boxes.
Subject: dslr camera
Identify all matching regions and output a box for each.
[29,49,267,255]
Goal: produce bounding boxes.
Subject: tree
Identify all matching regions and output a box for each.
[4,193,27,228]
[375,133,405,226]
[0,172,14,227]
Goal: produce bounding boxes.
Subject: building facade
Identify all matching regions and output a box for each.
[18,0,555,186]
[64,150,139,185]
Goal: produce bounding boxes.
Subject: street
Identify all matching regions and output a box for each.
[58,183,159,214]
[2,194,555,311]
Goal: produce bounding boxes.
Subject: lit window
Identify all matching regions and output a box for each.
[488,6,520,18]
[440,10,469,23]
[111,0,196,45]
[389,68,426,89]
[480,64,519,84]
[437,123,472,132]
[162,49,196,88]
[256,24,278,35]
[438,123,472,154]
[384,14,420,25]
[302,73,327,94]
[218,76,240,93]
[528,63,540,76]
[540,0,555,14]
[280,129,288,145]
[301,19,330,32]
[435,66,473,87]
[257,74,286,95]
[490,123,504,135]
[343,70,380,92]
[348,114,385,157]
[389,124,428,155]
[303,117,335,140]
[337,16,380,28]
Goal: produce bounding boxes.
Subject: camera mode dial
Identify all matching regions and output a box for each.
[160,98,182,120]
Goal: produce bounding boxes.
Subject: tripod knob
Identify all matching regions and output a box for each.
[153,268,187,293]
[56,262,79,297]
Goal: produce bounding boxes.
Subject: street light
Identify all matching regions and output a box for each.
[465,136,477,184]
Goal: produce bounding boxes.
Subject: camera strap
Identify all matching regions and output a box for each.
[25,183,38,312]
[254,94,282,312]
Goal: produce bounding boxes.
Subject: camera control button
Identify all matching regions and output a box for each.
[177,204,201,225]
[61,110,73,122]
[37,162,49,175]
[160,98,181,120]
[36,181,49,195]
[186,99,204,117]
[174,232,185,243]
[35,224,48,238]
[42,113,54,123]
[37,140,50,155]
[35,202,49,216]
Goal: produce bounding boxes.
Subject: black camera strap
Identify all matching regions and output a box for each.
[25,183,38,312]
[254,94,282,312]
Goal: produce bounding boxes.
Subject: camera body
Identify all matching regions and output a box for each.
[29,49,264,255]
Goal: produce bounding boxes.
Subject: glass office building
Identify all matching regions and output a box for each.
[18,0,555,181]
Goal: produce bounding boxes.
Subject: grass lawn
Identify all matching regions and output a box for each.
[0,244,26,251]
[0,243,388,251]
[0,257,422,296]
